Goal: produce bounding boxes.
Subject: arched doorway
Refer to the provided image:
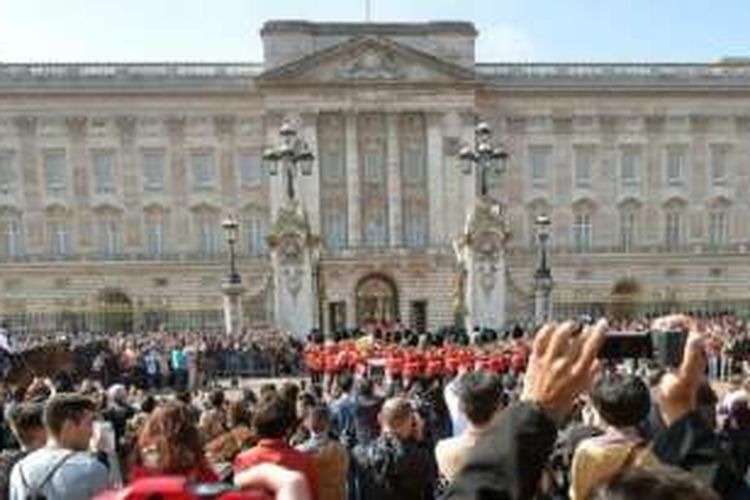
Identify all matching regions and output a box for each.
[355,274,399,326]
[97,289,133,333]
[609,278,642,320]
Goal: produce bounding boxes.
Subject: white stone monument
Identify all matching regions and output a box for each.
[453,199,509,333]
[222,281,245,335]
[268,201,319,338]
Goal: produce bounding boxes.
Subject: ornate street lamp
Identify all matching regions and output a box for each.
[221,215,240,285]
[458,120,509,198]
[534,214,554,324]
[263,120,315,203]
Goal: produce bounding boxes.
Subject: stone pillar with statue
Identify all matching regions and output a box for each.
[454,200,509,332]
[453,120,511,333]
[263,119,319,338]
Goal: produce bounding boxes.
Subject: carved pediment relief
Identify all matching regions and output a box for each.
[258,36,475,85]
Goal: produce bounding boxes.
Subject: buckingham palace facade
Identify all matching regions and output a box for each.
[2,20,750,333]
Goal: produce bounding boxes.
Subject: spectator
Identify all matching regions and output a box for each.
[297,405,349,500]
[435,371,503,482]
[351,396,432,500]
[205,400,257,467]
[0,403,46,499]
[9,393,109,500]
[130,401,218,483]
[570,372,661,500]
[234,393,320,500]
[588,465,720,500]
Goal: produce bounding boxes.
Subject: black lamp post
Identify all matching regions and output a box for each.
[263,120,315,203]
[534,214,553,323]
[222,216,240,285]
[458,120,509,198]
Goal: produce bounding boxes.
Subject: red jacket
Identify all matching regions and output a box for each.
[234,439,320,500]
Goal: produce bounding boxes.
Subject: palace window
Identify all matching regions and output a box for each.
[529,146,551,188]
[620,147,641,187]
[47,219,70,256]
[0,214,23,259]
[0,153,15,195]
[43,150,67,196]
[191,151,215,192]
[573,213,592,253]
[92,150,116,195]
[574,145,594,188]
[708,211,728,248]
[238,152,263,187]
[666,146,686,186]
[142,149,165,192]
[710,144,729,186]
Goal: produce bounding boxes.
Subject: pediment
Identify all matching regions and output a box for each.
[258,36,475,85]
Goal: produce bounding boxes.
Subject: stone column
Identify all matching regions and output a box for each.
[386,113,402,247]
[300,112,321,235]
[14,117,44,252]
[426,112,444,245]
[66,116,91,251]
[222,281,245,335]
[165,116,188,252]
[214,115,238,209]
[117,116,140,251]
[345,112,361,247]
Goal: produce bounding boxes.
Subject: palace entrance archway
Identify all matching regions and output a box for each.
[609,278,642,320]
[355,274,399,326]
[97,289,134,333]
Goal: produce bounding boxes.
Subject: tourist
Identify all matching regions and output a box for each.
[9,394,109,500]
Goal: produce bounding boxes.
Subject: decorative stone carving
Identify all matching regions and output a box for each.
[13,116,37,137]
[338,50,405,80]
[213,115,236,139]
[65,116,88,137]
[115,116,137,142]
[268,201,320,337]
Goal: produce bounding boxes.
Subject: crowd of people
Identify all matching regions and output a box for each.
[1,313,750,499]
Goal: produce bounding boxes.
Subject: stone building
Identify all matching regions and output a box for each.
[1,20,750,334]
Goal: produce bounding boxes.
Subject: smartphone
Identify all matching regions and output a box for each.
[651,329,688,368]
[598,332,653,360]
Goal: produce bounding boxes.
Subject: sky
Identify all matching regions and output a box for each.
[0,0,749,63]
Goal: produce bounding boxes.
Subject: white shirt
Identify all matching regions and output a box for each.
[0,328,14,353]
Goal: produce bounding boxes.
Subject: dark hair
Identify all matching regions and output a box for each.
[253,394,297,439]
[280,382,300,406]
[587,466,719,500]
[209,390,225,409]
[228,401,253,428]
[308,404,331,434]
[355,379,374,398]
[140,395,158,414]
[458,372,503,427]
[44,394,96,437]
[591,373,651,428]
[338,374,354,393]
[9,403,45,446]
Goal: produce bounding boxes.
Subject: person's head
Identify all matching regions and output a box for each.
[280,383,300,406]
[9,403,47,450]
[140,395,158,414]
[587,466,719,500]
[296,392,316,421]
[253,393,297,439]
[305,404,331,436]
[379,397,417,440]
[209,389,225,410]
[355,378,374,399]
[590,372,651,428]
[458,371,503,428]
[136,401,205,474]
[338,374,354,395]
[44,394,97,451]
[228,400,253,429]
[259,383,277,400]
[108,384,128,406]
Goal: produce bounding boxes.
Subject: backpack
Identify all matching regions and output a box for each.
[18,451,74,500]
